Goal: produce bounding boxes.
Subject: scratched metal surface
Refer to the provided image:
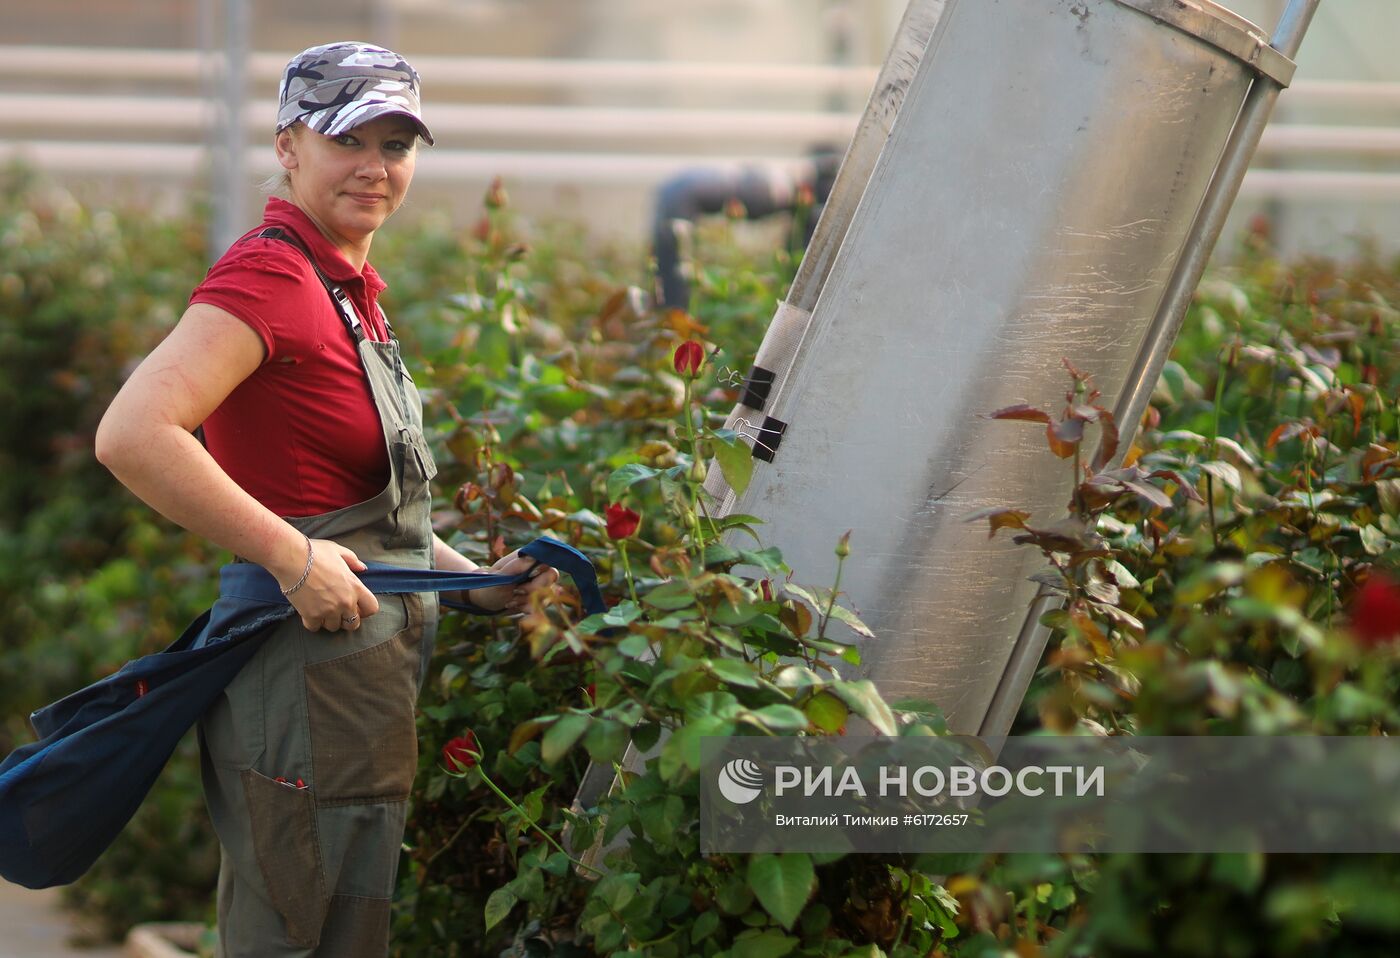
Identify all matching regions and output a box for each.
[704,0,949,510]
[789,0,948,311]
[726,0,1261,732]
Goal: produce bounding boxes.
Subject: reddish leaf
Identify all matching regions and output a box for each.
[1068,603,1113,659]
[1122,479,1174,510]
[1013,528,1085,554]
[1362,444,1399,482]
[1347,389,1366,435]
[1047,419,1083,458]
[1147,469,1205,503]
[1091,411,1120,472]
[665,308,710,339]
[965,507,1031,538]
[1266,421,1308,449]
[1078,480,1124,511]
[991,404,1052,424]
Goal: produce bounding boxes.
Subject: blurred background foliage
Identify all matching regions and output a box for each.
[3,160,1400,955]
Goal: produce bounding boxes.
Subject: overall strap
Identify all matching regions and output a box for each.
[218,536,609,618]
[254,226,367,343]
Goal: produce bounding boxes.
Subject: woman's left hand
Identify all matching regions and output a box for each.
[466,550,560,614]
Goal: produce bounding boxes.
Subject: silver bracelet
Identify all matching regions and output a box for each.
[280,535,314,596]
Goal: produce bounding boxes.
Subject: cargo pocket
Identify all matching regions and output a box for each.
[409,431,438,483]
[242,768,327,949]
[387,438,435,545]
[304,600,422,805]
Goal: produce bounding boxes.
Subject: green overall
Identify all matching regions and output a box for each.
[198,275,439,957]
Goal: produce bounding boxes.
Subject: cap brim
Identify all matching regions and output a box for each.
[322,103,434,146]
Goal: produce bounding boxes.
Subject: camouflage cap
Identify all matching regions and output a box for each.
[276,41,433,145]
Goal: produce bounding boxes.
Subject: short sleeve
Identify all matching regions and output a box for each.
[189,240,324,364]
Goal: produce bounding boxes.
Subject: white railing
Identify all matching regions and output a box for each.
[1,45,1397,200]
[0,45,882,95]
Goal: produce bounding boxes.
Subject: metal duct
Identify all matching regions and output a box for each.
[713,0,1314,734]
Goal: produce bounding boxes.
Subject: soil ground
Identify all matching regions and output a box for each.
[0,881,124,958]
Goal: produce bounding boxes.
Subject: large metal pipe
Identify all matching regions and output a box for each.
[700,0,1317,736]
[979,0,1321,739]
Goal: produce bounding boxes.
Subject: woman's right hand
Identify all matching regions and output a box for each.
[276,537,380,633]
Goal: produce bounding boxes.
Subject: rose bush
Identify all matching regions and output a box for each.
[7,164,1400,954]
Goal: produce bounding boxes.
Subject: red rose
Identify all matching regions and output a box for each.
[442,732,480,771]
[1351,573,1400,647]
[605,502,640,540]
[673,341,705,378]
[585,683,597,705]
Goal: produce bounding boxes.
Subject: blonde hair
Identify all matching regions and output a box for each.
[260,122,301,198]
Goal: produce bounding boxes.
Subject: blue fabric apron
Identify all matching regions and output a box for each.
[0,536,604,889]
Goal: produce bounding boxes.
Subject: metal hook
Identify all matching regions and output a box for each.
[732,417,775,457]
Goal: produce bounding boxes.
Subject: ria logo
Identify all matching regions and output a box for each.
[717,758,765,804]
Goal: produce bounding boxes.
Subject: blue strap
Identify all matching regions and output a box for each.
[219,536,606,617]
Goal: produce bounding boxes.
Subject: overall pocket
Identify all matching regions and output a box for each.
[303,596,424,805]
[241,767,327,949]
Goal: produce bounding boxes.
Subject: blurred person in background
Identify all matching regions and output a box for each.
[94,41,556,957]
[651,146,841,310]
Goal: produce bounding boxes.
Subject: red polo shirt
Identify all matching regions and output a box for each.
[190,198,393,517]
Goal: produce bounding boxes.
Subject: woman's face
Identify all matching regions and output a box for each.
[275,115,418,254]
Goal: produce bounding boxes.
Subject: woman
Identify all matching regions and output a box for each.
[94,42,555,957]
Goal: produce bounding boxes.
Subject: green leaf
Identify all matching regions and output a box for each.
[747,853,815,930]
[1210,852,1264,894]
[823,602,875,639]
[707,658,762,688]
[637,793,687,844]
[772,665,824,693]
[484,885,518,931]
[731,930,800,958]
[738,547,788,573]
[742,704,810,732]
[593,872,642,912]
[1199,460,1242,492]
[1360,524,1389,556]
[804,692,849,733]
[579,601,644,633]
[541,713,591,765]
[510,864,545,903]
[715,873,754,915]
[1175,561,1245,605]
[521,784,546,824]
[632,721,662,752]
[832,681,898,735]
[703,543,743,567]
[607,462,660,501]
[584,719,630,764]
[716,512,767,530]
[713,433,755,496]
[781,582,825,610]
[617,634,652,658]
[643,580,696,610]
[659,715,735,779]
[692,908,721,941]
